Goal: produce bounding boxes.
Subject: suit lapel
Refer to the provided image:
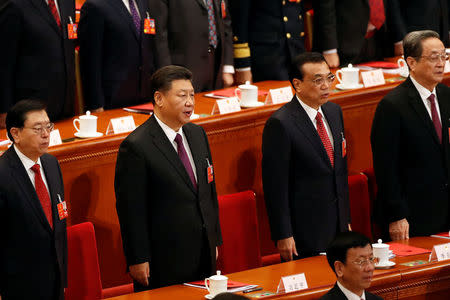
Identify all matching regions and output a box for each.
[184,125,204,192]
[322,103,342,163]
[109,0,140,41]
[41,155,60,227]
[195,0,207,10]
[147,117,197,194]
[288,99,333,168]
[6,147,53,233]
[29,0,62,35]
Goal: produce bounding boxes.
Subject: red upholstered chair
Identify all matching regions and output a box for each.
[348,174,372,239]
[217,191,262,274]
[361,168,382,239]
[65,222,133,300]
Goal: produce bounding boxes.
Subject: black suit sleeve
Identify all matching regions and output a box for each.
[228,0,251,69]
[115,139,151,267]
[371,98,409,223]
[385,0,407,43]
[78,1,106,110]
[153,0,171,67]
[312,0,338,52]
[262,117,293,241]
[0,1,22,113]
[220,0,233,66]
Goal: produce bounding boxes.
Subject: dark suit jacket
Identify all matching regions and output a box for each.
[78,0,156,110]
[0,147,67,299]
[386,0,449,46]
[262,97,350,256]
[320,283,382,300]
[152,0,233,92]
[0,0,75,120]
[229,0,305,81]
[115,115,222,289]
[312,0,391,66]
[371,77,450,236]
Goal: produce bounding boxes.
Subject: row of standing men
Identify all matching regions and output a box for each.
[0,0,449,126]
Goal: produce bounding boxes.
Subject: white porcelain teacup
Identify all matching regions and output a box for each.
[205,271,227,297]
[397,58,409,77]
[235,81,258,106]
[372,239,390,265]
[336,64,360,88]
[73,111,98,136]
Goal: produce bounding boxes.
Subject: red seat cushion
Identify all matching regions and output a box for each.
[348,174,372,239]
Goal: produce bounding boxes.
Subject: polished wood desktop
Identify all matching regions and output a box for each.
[2,71,449,287]
[105,237,450,300]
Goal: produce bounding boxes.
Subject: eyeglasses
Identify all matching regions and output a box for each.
[309,74,336,87]
[419,53,449,63]
[23,123,55,135]
[352,257,379,268]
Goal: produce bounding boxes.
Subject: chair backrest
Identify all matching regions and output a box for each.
[217,191,262,274]
[348,174,372,239]
[65,222,103,300]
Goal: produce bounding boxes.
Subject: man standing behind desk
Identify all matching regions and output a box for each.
[262,52,350,261]
[115,65,222,291]
[0,100,67,300]
[0,0,76,128]
[371,30,450,240]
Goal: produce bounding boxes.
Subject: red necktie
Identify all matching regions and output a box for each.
[316,112,334,167]
[31,164,53,229]
[47,0,61,29]
[174,134,197,189]
[428,94,442,143]
[368,0,385,30]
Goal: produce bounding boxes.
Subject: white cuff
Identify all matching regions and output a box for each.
[323,49,337,54]
[223,65,235,74]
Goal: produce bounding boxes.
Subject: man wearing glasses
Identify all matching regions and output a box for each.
[320,232,382,300]
[262,52,350,261]
[371,30,450,241]
[0,100,67,300]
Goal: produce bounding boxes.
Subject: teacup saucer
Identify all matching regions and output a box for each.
[241,101,264,108]
[205,294,214,299]
[335,83,364,90]
[74,131,103,138]
[375,261,396,269]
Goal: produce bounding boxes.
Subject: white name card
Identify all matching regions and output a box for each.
[429,242,450,262]
[276,273,308,294]
[211,97,241,115]
[49,129,62,146]
[106,116,136,135]
[265,86,293,105]
[361,69,385,87]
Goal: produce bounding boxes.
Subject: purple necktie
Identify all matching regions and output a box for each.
[128,0,141,33]
[205,0,218,48]
[175,134,197,189]
[428,94,442,143]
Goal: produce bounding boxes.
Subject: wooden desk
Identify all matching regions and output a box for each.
[2,74,449,287]
[105,237,450,300]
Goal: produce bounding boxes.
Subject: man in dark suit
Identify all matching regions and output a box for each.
[262,52,350,261]
[371,30,450,240]
[320,232,382,300]
[386,0,449,54]
[313,0,392,68]
[115,65,222,291]
[0,100,67,300]
[78,0,156,111]
[0,0,76,128]
[152,0,234,92]
[229,0,305,83]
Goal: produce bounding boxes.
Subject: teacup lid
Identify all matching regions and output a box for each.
[372,239,389,248]
[238,81,257,89]
[341,64,359,71]
[80,110,97,119]
[209,270,228,280]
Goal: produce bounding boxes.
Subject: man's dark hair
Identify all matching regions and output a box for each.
[403,30,440,63]
[6,99,47,141]
[289,52,328,84]
[149,65,193,104]
[326,231,372,274]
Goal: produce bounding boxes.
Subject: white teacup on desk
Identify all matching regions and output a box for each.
[397,58,409,77]
[336,64,361,89]
[372,239,390,266]
[204,271,227,298]
[235,81,261,107]
[73,111,102,138]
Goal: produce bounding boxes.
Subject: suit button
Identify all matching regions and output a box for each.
[286,33,291,39]
[208,48,212,53]
[300,32,305,37]
[202,223,207,229]
[282,0,286,5]
[233,36,238,42]
[283,16,288,22]
[299,14,302,20]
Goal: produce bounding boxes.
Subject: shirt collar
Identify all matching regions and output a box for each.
[337,281,366,300]
[296,95,325,123]
[154,113,184,143]
[410,75,437,101]
[14,144,42,170]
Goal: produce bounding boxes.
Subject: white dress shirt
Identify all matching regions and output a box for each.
[410,75,442,123]
[337,281,366,300]
[297,95,334,149]
[154,114,197,181]
[14,145,49,192]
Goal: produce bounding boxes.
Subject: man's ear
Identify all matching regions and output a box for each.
[154,91,164,107]
[292,78,302,92]
[334,260,345,278]
[10,127,19,144]
[406,56,416,72]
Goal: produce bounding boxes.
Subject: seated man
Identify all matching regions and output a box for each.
[321,232,382,300]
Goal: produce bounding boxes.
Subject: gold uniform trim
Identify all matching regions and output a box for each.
[233,43,251,58]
